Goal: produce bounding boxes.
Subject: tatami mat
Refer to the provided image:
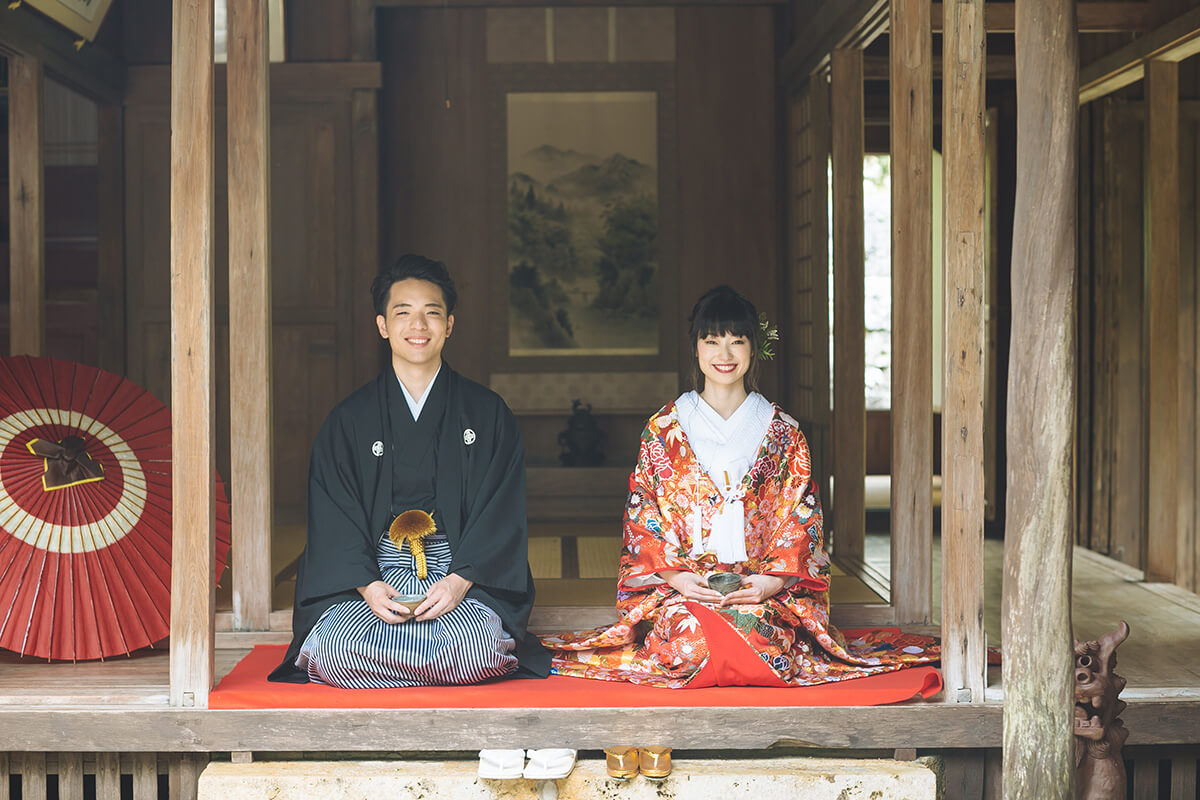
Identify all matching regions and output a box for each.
[528,537,564,579]
[225,525,885,615]
[577,536,621,578]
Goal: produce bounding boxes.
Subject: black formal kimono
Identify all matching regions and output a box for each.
[269,364,550,683]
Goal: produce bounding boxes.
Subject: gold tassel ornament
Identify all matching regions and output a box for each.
[389,510,437,579]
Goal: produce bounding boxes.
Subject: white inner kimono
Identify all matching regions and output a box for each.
[675,390,774,564]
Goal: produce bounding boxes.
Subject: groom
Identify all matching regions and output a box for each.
[270,254,549,684]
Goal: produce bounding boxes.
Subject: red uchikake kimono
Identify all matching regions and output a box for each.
[542,401,939,688]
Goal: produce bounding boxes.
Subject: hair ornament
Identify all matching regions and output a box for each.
[757,312,778,362]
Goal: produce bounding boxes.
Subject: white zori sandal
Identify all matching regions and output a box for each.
[523,749,577,781]
[478,749,526,780]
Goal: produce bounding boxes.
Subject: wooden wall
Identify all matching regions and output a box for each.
[111,3,781,497]
[1,79,104,365]
[379,6,782,466]
[122,72,379,521]
[1077,82,1200,591]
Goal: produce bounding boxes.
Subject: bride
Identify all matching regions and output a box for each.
[542,285,936,687]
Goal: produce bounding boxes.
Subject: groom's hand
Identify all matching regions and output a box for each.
[358,580,411,623]
[415,573,474,621]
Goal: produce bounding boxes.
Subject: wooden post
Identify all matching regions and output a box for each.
[169,754,208,800]
[940,0,987,702]
[890,0,934,625]
[95,752,120,800]
[1003,0,1078,797]
[227,0,274,631]
[97,105,127,376]
[1146,59,1180,583]
[169,0,217,708]
[7,54,45,358]
[352,88,383,387]
[133,753,159,800]
[17,753,45,800]
[57,753,82,799]
[831,47,866,564]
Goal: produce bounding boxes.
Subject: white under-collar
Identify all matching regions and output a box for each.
[675,391,772,485]
[675,391,773,564]
[397,363,442,421]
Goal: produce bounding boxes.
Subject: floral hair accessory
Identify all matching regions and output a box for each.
[757,312,779,361]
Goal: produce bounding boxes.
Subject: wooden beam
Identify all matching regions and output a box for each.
[169,0,217,708]
[941,0,987,705]
[1146,60,1180,583]
[933,3,1147,34]
[1080,6,1200,104]
[7,54,45,358]
[890,0,934,626]
[123,62,383,106]
[1003,0,1077,796]
[0,705,1007,751]
[228,0,274,631]
[831,49,866,566]
[0,6,123,104]
[779,0,887,86]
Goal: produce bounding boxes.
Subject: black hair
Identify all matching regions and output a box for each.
[687,285,760,392]
[370,254,458,317]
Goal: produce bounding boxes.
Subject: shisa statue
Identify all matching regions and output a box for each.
[1074,621,1130,800]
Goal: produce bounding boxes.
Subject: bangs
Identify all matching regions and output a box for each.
[692,294,757,342]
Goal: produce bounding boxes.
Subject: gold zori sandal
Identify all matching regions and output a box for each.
[639,746,672,780]
[604,747,639,780]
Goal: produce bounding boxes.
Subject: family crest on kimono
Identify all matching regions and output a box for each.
[543,285,938,687]
[271,255,550,687]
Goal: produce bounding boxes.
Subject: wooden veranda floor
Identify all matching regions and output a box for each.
[1,540,1199,750]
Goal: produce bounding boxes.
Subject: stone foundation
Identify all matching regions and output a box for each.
[198,757,937,799]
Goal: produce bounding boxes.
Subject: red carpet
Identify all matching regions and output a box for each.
[210,644,943,709]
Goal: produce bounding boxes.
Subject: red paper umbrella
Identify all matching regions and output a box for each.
[0,356,232,660]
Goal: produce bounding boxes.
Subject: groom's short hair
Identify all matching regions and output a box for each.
[371,254,459,316]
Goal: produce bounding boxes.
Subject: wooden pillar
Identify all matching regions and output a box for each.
[1003,0,1077,797]
[940,0,987,702]
[228,0,274,631]
[831,48,866,564]
[97,105,127,376]
[1146,59,1180,583]
[890,0,933,625]
[7,54,45,358]
[351,0,378,61]
[352,88,383,387]
[169,0,217,708]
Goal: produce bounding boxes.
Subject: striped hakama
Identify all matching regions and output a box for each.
[296,533,518,689]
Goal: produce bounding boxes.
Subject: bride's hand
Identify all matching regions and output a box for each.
[660,570,725,603]
[720,574,786,606]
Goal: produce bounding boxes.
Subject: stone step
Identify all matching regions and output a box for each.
[198,756,937,799]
